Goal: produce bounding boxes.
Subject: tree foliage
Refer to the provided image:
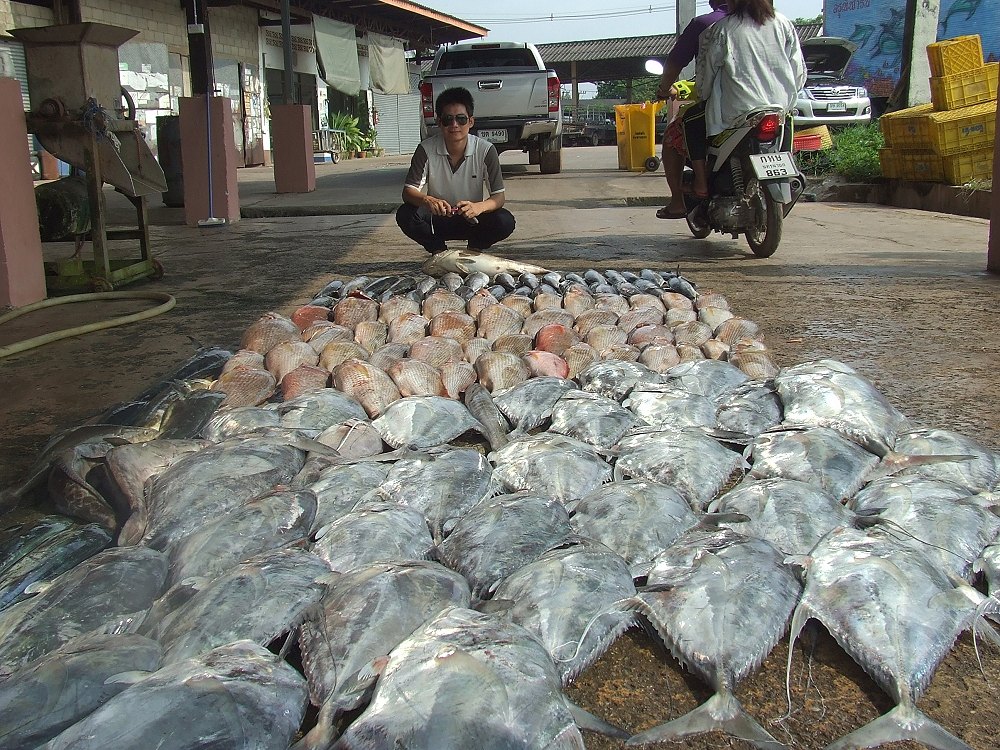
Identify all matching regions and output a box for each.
[794,14,824,25]
[595,76,661,102]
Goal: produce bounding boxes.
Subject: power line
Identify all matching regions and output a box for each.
[470,4,691,25]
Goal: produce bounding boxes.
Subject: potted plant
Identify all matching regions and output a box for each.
[329,112,364,158]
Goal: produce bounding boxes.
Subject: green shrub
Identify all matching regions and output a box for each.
[828,123,884,182]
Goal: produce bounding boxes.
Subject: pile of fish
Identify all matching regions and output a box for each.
[0,268,999,750]
[209,268,776,416]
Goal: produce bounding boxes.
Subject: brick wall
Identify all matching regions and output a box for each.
[6,1,259,71]
[6,2,56,32]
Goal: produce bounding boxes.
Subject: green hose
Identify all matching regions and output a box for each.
[0,291,176,359]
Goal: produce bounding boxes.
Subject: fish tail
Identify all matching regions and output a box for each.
[291,721,338,750]
[825,703,972,750]
[866,452,975,483]
[625,690,788,749]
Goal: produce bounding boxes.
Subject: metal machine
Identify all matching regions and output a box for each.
[11,23,168,292]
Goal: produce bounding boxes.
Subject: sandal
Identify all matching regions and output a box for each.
[656,206,688,220]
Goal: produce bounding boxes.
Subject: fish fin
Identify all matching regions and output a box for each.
[866,452,975,483]
[626,691,787,749]
[22,580,53,596]
[784,600,814,716]
[104,670,153,685]
[700,512,750,526]
[825,703,972,750]
[291,721,338,750]
[356,654,390,684]
[475,597,515,615]
[566,701,630,739]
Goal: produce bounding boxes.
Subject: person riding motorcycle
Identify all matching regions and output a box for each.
[686,0,806,200]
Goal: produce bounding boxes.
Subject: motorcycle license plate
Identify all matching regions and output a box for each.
[749,152,796,180]
[478,129,507,144]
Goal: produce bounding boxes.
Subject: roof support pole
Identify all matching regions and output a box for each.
[676,0,696,78]
[184,0,214,97]
[989,75,999,273]
[901,0,940,107]
[281,0,294,104]
[571,61,579,126]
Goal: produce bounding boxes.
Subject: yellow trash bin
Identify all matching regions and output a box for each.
[614,101,664,172]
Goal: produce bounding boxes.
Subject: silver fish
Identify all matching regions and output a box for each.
[297,561,471,749]
[715,379,784,437]
[0,546,168,677]
[377,448,495,543]
[775,359,912,455]
[437,491,574,598]
[141,548,329,664]
[786,526,999,750]
[139,439,306,552]
[372,396,486,450]
[550,390,642,448]
[164,488,318,587]
[491,539,636,684]
[0,523,111,612]
[307,461,390,531]
[333,607,625,749]
[748,426,880,500]
[615,427,744,511]
[270,388,369,431]
[420,247,550,278]
[627,526,800,748]
[490,433,613,505]
[493,376,578,432]
[893,426,1000,493]
[312,502,433,573]
[0,632,162,750]
[463,383,510,451]
[624,383,718,430]
[40,640,308,750]
[709,477,855,556]
[578,359,661,401]
[568,479,699,577]
[660,358,749,400]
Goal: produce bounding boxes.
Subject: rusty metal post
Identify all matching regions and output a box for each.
[988,76,999,273]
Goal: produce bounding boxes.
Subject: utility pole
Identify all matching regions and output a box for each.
[676,0,697,79]
[896,0,941,107]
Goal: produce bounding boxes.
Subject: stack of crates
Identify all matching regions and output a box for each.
[879,35,996,185]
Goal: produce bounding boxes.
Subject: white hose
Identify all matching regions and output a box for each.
[0,291,176,359]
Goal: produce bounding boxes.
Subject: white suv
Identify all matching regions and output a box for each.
[793,37,872,128]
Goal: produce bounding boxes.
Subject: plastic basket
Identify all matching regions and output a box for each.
[927,35,984,78]
[793,134,823,152]
[879,148,944,181]
[930,63,999,111]
[943,147,994,184]
[880,100,996,155]
[879,103,934,147]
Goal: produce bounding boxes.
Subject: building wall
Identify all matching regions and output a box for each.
[7,2,55,30]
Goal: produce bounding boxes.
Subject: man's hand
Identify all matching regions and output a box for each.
[424,195,453,216]
[452,200,481,221]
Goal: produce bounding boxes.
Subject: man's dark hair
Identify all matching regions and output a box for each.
[435,87,474,118]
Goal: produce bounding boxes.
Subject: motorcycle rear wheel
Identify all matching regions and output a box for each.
[744,180,782,258]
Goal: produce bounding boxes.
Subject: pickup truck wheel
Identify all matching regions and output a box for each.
[591,134,599,147]
[528,148,540,165]
[539,149,561,174]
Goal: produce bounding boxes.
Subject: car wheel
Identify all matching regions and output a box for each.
[539,148,561,174]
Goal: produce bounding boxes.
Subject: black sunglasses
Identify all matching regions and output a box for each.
[440,114,470,126]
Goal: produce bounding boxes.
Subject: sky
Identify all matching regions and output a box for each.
[426,0,825,46]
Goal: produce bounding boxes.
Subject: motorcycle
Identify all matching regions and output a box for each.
[680,106,806,258]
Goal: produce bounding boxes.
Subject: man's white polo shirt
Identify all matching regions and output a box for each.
[404,133,505,207]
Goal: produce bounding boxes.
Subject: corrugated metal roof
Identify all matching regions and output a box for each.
[536,23,825,83]
[419,24,825,82]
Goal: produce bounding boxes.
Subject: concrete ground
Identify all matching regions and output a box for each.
[3,145,999,748]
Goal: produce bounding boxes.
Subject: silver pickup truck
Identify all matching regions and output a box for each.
[418,41,563,174]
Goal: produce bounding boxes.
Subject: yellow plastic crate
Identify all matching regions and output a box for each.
[879,146,993,184]
[930,63,999,110]
[880,100,996,155]
[943,147,994,184]
[879,148,944,181]
[927,35,984,78]
[879,103,935,147]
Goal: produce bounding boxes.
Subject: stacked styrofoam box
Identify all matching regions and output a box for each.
[878,35,995,185]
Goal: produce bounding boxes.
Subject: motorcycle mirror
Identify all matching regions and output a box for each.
[645,59,664,76]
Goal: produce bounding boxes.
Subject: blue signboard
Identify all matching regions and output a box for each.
[824,0,1000,97]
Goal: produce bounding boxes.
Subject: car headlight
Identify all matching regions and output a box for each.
[857,87,868,98]
[798,89,809,100]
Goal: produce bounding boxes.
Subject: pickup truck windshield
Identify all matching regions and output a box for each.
[437,49,537,71]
